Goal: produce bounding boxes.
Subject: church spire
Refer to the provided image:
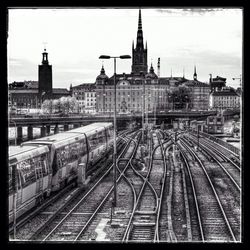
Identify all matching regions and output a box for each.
[136,8,144,49]
[131,8,148,75]
[194,65,197,80]
[138,8,142,31]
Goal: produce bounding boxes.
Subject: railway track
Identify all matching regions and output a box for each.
[177,139,239,242]
[29,130,141,242]
[9,129,133,240]
[122,130,170,242]
[189,131,240,166]
[183,133,241,191]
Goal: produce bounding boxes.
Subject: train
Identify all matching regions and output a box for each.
[9,122,114,224]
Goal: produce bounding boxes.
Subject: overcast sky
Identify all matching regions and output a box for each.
[7,8,242,89]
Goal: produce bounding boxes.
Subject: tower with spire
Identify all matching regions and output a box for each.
[38,48,53,99]
[131,9,148,75]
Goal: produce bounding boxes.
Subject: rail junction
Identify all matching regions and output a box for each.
[9,124,241,243]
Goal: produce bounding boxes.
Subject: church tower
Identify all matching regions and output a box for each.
[131,9,148,75]
[38,48,52,99]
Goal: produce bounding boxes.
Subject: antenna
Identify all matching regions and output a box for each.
[157,58,160,77]
[43,42,48,51]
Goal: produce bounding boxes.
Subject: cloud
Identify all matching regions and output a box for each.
[155,8,225,16]
[8,57,38,82]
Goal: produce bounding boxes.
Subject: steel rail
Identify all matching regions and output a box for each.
[176,140,205,242]
[73,131,141,242]
[33,131,136,241]
[154,131,169,242]
[180,139,237,242]
[183,135,241,191]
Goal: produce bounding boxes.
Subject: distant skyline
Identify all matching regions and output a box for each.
[8,8,242,89]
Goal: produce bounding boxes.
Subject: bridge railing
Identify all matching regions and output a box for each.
[197,130,240,156]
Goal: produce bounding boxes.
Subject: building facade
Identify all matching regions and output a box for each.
[9,50,72,110]
[94,10,210,114]
[209,87,240,111]
[72,83,96,113]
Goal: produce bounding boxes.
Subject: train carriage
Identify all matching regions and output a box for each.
[21,123,113,191]
[71,123,113,170]
[9,122,113,223]
[21,133,86,191]
[9,145,51,223]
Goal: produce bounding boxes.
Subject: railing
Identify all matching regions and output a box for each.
[198,130,240,156]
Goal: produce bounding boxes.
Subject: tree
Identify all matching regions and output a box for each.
[41,100,52,113]
[60,97,69,114]
[53,99,61,113]
[68,97,78,113]
[167,86,191,110]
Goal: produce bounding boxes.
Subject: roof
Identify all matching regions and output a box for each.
[72,83,96,90]
[9,89,39,94]
[52,88,71,94]
[212,76,226,81]
[9,145,49,164]
[211,80,226,83]
[22,122,112,148]
[211,91,239,96]
[183,80,210,87]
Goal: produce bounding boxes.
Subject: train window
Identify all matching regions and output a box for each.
[97,130,105,144]
[17,159,36,188]
[9,165,13,193]
[89,135,98,150]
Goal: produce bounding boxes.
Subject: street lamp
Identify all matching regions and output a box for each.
[99,54,131,208]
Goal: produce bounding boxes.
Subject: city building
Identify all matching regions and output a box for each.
[209,75,226,92]
[95,9,210,114]
[209,87,240,111]
[9,49,72,110]
[72,83,96,113]
[181,67,210,110]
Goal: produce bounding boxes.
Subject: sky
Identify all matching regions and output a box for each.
[7,8,243,89]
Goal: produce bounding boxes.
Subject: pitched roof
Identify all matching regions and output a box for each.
[52,88,71,94]
[183,80,210,87]
[211,90,239,96]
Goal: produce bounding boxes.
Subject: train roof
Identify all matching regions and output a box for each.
[21,122,113,148]
[68,122,112,133]
[9,145,49,164]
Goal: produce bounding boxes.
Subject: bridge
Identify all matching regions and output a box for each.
[9,111,217,144]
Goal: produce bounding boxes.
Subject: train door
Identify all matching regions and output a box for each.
[35,162,44,199]
[13,168,22,209]
[9,165,22,222]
